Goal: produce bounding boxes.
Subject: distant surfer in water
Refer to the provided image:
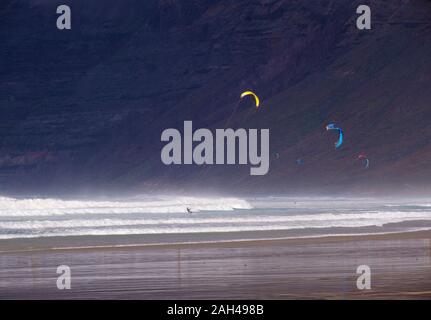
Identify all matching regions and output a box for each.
[187,207,192,214]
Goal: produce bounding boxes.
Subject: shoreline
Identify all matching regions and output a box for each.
[1,229,430,254]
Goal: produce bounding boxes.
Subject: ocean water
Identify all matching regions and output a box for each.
[0,195,430,240]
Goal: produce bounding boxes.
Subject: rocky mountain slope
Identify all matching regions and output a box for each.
[1,0,431,196]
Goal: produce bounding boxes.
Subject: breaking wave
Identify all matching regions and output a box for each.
[0,196,252,217]
[0,196,430,240]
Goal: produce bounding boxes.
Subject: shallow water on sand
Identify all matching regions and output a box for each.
[1,233,430,299]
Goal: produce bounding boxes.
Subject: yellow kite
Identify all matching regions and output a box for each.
[240,91,260,108]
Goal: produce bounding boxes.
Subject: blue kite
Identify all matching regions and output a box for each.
[326,123,343,149]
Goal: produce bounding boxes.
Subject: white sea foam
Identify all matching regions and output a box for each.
[0,196,252,216]
[0,195,430,240]
[0,211,430,230]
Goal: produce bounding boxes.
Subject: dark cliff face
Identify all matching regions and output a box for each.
[1,0,431,196]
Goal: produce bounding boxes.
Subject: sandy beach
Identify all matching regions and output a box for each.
[0,230,430,299]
